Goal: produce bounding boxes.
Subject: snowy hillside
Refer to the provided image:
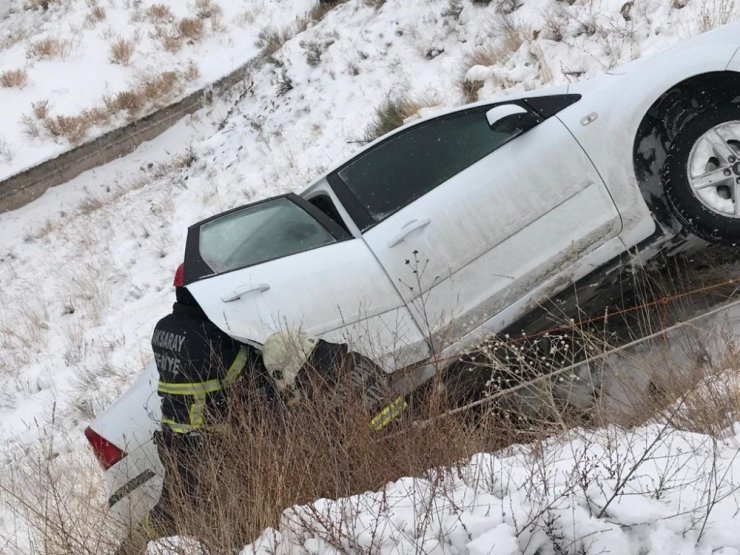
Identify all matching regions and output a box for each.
[0,0,317,180]
[1,0,740,552]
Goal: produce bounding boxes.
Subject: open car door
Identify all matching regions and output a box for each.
[183,194,430,370]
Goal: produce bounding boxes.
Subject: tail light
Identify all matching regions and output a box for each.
[85,426,127,470]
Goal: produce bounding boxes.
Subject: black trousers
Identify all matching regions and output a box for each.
[148,427,202,536]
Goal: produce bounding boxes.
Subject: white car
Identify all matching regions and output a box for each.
[87,23,740,536]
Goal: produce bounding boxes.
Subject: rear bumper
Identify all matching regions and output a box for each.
[104,439,163,539]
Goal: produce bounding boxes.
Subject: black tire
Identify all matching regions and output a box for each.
[663,102,740,245]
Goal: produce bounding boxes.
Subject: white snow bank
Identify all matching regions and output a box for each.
[223,423,740,554]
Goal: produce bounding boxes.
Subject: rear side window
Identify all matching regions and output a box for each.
[337,107,517,225]
[199,198,336,274]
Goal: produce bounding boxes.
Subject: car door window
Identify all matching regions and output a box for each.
[337,106,522,226]
[198,198,337,274]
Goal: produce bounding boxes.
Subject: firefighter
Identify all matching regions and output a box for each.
[260,331,407,431]
[146,263,252,538]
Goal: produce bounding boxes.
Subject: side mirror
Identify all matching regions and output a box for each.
[486,104,541,135]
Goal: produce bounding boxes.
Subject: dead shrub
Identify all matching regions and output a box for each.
[151,25,183,53]
[629,344,740,437]
[103,71,181,118]
[26,37,73,60]
[362,95,436,141]
[21,114,41,138]
[117,367,508,554]
[107,90,144,116]
[32,99,50,119]
[1,68,29,88]
[257,17,311,58]
[109,38,135,65]
[42,114,91,144]
[184,60,200,82]
[309,0,349,21]
[26,0,60,9]
[470,44,503,67]
[86,5,106,23]
[0,138,13,163]
[492,12,530,54]
[141,71,179,103]
[147,3,173,23]
[0,413,120,555]
[195,0,223,19]
[178,17,204,41]
[460,76,483,104]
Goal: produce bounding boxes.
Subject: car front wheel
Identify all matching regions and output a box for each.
[663,102,740,244]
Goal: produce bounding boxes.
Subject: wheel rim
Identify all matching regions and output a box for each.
[686,120,740,219]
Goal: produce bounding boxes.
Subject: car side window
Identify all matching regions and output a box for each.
[337,106,519,226]
[198,198,336,274]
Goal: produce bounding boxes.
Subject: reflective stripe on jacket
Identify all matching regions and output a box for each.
[152,301,251,433]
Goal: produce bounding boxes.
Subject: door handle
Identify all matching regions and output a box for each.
[221,283,270,303]
[387,218,431,248]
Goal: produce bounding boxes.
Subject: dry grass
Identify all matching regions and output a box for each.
[26,37,73,60]
[178,17,204,41]
[28,70,183,144]
[26,0,60,9]
[33,99,51,120]
[309,0,349,22]
[195,0,223,20]
[496,12,531,54]
[3,302,738,553]
[109,38,135,65]
[460,76,483,104]
[183,60,200,82]
[699,0,737,32]
[0,415,119,555]
[1,68,29,89]
[362,95,437,141]
[86,4,106,24]
[0,138,13,163]
[257,17,312,59]
[116,368,513,553]
[147,3,173,23]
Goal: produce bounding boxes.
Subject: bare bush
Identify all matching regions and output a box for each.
[183,60,200,82]
[0,138,13,163]
[0,415,120,555]
[699,0,737,31]
[117,369,503,553]
[178,17,204,41]
[110,38,135,65]
[1,68,29,88]
[42,114,91,144]
[26,0,60,9]
[21,114,41,138]
[26,37,73,60]
[362,95,437,141]
[309,0,349,22]
[195,0,223,20]
[86,4,106,24]
[151,25,183,53]
[257,17,311,58]
[147,4,173,23]
[32,99,50,120]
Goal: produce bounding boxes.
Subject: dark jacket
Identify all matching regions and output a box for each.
[152,301,245,432]
[298,339,391,412]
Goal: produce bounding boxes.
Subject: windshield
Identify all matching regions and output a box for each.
[199,198,336,274]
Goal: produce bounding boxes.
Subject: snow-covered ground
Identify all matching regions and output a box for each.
[0,0,317,180]
[236,422,740,555]
[2,0,740,552]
